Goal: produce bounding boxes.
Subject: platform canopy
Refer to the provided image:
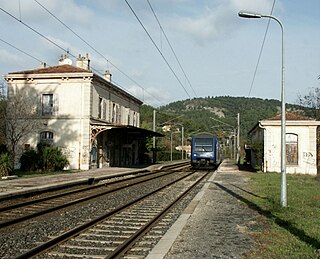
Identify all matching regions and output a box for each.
[90,120,163,142]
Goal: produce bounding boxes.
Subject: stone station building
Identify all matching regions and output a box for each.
[4,54,161,170]
[248,112,320,175]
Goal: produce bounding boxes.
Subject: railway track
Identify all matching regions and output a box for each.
[0,162,190,229]
[14,169,210,259]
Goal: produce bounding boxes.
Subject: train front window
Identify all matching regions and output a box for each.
[194,138,213,152]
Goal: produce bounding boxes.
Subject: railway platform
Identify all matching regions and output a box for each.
[0,160,184,200]
[148,159,259,259]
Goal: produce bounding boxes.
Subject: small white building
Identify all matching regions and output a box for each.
[248,112,320,175]
[4,54,161,170]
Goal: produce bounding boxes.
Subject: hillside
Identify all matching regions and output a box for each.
[141,96,307,142]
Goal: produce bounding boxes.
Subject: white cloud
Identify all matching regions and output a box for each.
[0,49,26,68]
[231,0,275,14]
[126,84,170,107]
[170,0,275,45]
[0,0,93,27]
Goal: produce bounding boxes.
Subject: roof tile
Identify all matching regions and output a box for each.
[267,112,315,121]
[8,64,90,75]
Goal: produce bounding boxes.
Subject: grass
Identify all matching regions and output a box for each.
[245,172,320,258]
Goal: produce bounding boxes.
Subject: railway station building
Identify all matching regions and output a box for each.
[248,112,320,175]
[4,54,162,170]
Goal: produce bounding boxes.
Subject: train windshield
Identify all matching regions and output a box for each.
[194,138,213,152]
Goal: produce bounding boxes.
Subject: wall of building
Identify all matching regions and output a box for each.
[5,57,143,171]
[7,77,92,170]
[91,79,140,126]
[263,125,317,175]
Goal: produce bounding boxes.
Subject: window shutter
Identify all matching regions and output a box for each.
[37,94,42,115]
[53,94,59,115]
[103,99,107,120]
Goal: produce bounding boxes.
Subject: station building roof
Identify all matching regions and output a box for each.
[90,119,164,141]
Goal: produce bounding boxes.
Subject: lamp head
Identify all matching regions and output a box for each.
[238,11,262,19]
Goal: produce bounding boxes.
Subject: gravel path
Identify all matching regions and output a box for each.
[163,161,262,259]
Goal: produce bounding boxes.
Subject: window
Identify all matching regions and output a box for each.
[40,131,54,144]
[286,133,298,165]
[112,103,116,123]
[194,138,213,152]
[98,97,103,119]
[42,94,54,115]
[133,112,136,126]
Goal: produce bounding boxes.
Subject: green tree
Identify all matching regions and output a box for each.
[0,153,12,177]
[4,89,41,169]
[0,79,7,147]
[297,86,320,119]
[20,143,69,172]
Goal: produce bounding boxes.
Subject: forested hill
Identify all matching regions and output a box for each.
[141,96,307,140]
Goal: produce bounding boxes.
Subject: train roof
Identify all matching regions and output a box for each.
[192,132,215,138]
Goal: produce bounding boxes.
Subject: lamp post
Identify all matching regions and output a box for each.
[238,11,286,207]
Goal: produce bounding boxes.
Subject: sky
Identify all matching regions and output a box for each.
[0,0,319,107]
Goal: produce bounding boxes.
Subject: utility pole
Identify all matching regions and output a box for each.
[181,125,184,160]
[237,113,240,163]
[153,110,156,163]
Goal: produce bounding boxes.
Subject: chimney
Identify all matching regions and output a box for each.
[58,54,72,65]
[58,54,66,65]
[40,62,47,68]
[76,53,90,70]
[104,70,112,82]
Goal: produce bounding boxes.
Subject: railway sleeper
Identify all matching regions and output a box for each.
[96,224,142,230]
[59,244,116,251]
[52,246,115,256]
[46,252,103,259]
[88,227,138,234]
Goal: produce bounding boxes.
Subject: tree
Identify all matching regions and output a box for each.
[297,87,320,120]
[0,80,7,146]
[297,82,320,174]
[3,89,41,169]
[0,98,6,147]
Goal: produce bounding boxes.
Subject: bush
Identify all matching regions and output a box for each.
[0,153,13,177]
[19,149,38,171]
[36,142,51,170]
[19,142,69,172]
[42,146,69,171]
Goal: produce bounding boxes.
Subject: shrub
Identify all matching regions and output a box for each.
[19,142,69,172]
[0,153,13,177]
[36,142,51,170]
[42,146,69,171]
[19,149,38,171]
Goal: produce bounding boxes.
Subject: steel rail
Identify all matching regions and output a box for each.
[107,170,210,258]
[13,170,198,259]
[0,163,190,228]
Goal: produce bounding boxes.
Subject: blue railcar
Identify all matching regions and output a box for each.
[191,132,220,168]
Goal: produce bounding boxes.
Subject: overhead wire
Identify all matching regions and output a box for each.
[247,0,276,96]
[124,0,192,99]
[146,0,198,97]
[33,0,164,107]
[0,37,45,64]
[0,5,163,107]
[0,7,71,56]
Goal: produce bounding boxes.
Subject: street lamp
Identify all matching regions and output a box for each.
[238,11,286,207]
